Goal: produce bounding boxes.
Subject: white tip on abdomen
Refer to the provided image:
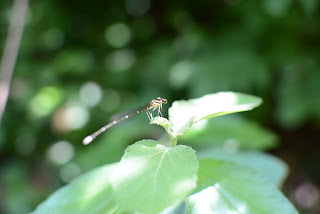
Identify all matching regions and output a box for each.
[83,136,93,145]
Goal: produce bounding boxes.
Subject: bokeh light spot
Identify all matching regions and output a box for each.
[169,61,192,89]
[59,163,81,183]
[294,182,319,209]
[28,86,62,118]
[100,89,121,112]
[106,49,136,72]
[52,104,90,133]
[264,0,291,17]
[15,133,36,156]
[80,82,103,107]
[47,141,74,166]
[64,105,89,130]
[43,28,64,50]
[105,23,132,48]
[223,138,240,152]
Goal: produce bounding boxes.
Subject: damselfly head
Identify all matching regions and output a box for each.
[157,97,168,104]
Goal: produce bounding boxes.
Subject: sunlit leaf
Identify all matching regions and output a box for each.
[186,159,298,214]
[169,92,262,133]
[150,116,195,146]
[180,115,277,150]
[110,140,198,213]
[150,116,174,136]
[31,163,118,214]
[197,147,288,187]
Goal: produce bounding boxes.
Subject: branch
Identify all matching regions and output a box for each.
[0,0,29,123]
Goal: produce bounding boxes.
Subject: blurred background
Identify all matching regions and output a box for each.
[1,0,320,213]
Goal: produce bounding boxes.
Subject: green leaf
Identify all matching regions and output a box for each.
[150,116,174,136]
[150,116,195,146]
[197,147,288,187]
[175,116,196,136]
[110,140,198,214]
[169,92,262,133]
[187,159,298,214]
[31,163,118,214]
[150,116,195,137]
[180,115,277,150]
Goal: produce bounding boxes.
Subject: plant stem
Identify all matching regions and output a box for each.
[0,0,29,123]
[169,134,177,147]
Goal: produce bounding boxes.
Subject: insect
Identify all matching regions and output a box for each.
[82,97,168,145]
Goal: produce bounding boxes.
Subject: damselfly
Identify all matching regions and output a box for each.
[83,97,168,145]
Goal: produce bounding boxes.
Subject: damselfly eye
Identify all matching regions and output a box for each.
[157,97,167,103]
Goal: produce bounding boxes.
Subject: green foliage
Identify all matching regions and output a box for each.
[197,147,288,187]
[152,92,262,146]
[169,92,262,131]
[31,164,119,214]
[31,92,298,214]
[276,66,320,129]
[0,162,39,214]
[111,140,198,213]
[187,50,270,96]
[188,159,298,214]
[180,115,278,150]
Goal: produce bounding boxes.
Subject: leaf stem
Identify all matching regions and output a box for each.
[150,117,177,147]
[169,134,177,147]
